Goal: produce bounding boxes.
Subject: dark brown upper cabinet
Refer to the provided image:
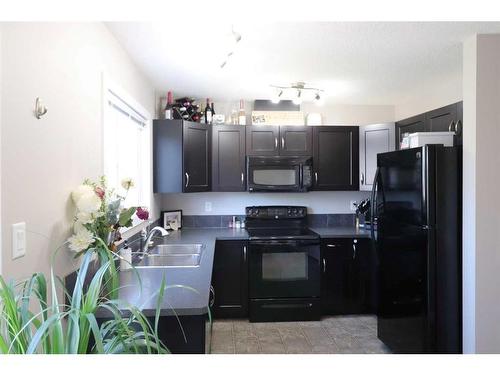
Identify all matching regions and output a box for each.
[246,126,280,156]
[312,126,359,191]
[212,125,246,192]
[153,120,211,193]
[396,101,463,149]
[246,125,312,156]
[279,126,313,156]
[395,114,426,149]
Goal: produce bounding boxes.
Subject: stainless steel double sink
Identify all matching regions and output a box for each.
[134,244,204,268]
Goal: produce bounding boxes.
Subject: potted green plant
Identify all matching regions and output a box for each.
[0,249,168,354]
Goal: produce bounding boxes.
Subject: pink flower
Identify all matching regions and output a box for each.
[136,207,149,221]
[95,187,105,199]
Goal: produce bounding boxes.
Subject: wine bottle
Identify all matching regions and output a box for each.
[164,91,173,120]
[199,103,206,123]
[238,99,246,125]
[211,102,215,117]
[205,98,213,124]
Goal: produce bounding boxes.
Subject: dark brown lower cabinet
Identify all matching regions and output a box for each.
[211,240,249,318]
[320,238,375,315]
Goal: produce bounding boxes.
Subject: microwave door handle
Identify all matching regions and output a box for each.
[299,166,303,188]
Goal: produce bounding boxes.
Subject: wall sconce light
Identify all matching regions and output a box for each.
[34,97,48,119]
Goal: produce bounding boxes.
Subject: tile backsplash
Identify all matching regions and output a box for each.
[180,214,355,228]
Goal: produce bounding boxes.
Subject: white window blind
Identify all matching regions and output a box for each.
[103,83,151,226]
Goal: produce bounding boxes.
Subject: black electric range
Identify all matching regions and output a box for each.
[245,206,321,322]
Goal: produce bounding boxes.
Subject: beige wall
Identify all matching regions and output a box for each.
[0,23,157,281]
[394,72,462,121]
[462,34,500,354]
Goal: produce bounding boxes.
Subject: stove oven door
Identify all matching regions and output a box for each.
[249,239,320,299]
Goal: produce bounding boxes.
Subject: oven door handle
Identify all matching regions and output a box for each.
[250,240,319,246]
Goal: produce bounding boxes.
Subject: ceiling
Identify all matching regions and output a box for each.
[107,22,500,106]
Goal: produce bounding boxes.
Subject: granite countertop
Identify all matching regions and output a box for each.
[112,228,248,318]
[105,225,372,318]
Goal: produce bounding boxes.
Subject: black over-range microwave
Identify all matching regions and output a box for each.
[247,156,313,192]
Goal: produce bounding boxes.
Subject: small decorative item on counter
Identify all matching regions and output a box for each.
[241,219,245,229]
[238,99,246,125]
[235,218,241,229]
[232,215,236,228]
[120,241,132,270]
[162,210,182,230]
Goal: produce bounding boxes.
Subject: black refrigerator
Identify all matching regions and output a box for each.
[371,145,462,354]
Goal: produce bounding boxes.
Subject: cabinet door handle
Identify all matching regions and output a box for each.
[352,243,357,259]
[281,137,285,149]
[455,120,462,136]
[315,172,318,185]
[322,258,326,273]
[448,120,455,132]
[360,172,365,185]
[185,172,189,188]
[209,285,215,308]
[275,137,278,150]
[241,172,244,185]
[243,245,247,262]
[327,244,337,248]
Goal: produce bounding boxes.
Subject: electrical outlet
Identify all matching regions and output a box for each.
[350,201,357,212]
[12,222,26,260]
[205,201,212,212]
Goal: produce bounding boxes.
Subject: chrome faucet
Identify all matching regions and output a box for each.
[138,226,169,259]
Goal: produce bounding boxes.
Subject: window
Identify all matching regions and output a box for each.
[102,76,151,230]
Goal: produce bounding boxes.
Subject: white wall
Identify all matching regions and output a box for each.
[394,71,462,120]
[462,34,500,354]
[301,102,395,125]
[0,23,157,281]
[156,95,395,125]
[162,191,371,215]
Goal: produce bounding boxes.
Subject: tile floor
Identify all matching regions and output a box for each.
[210,315,391,354]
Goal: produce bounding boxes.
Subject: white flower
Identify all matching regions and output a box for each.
[71,184,94,204]
[75,190,101,214]
[68,227,95,253]
[76,211,93,225]
[121,178,135,190]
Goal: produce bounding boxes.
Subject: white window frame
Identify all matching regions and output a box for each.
[102,74,152,239]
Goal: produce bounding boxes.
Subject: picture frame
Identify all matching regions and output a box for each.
[162,210,182,230]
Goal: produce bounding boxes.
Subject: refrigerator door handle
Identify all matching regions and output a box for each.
[370,167,380,241]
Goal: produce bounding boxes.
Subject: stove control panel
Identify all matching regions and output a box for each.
[245,206,307,219]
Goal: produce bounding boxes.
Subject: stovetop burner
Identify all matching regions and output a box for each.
[245,205,318,241]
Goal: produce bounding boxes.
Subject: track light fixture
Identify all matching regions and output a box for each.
[270,82,325,105]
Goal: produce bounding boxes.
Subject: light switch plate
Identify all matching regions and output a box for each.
[12,222,26,260]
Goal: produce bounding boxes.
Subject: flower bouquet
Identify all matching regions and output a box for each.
[68,176,149,299]
[68,176,149,257]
